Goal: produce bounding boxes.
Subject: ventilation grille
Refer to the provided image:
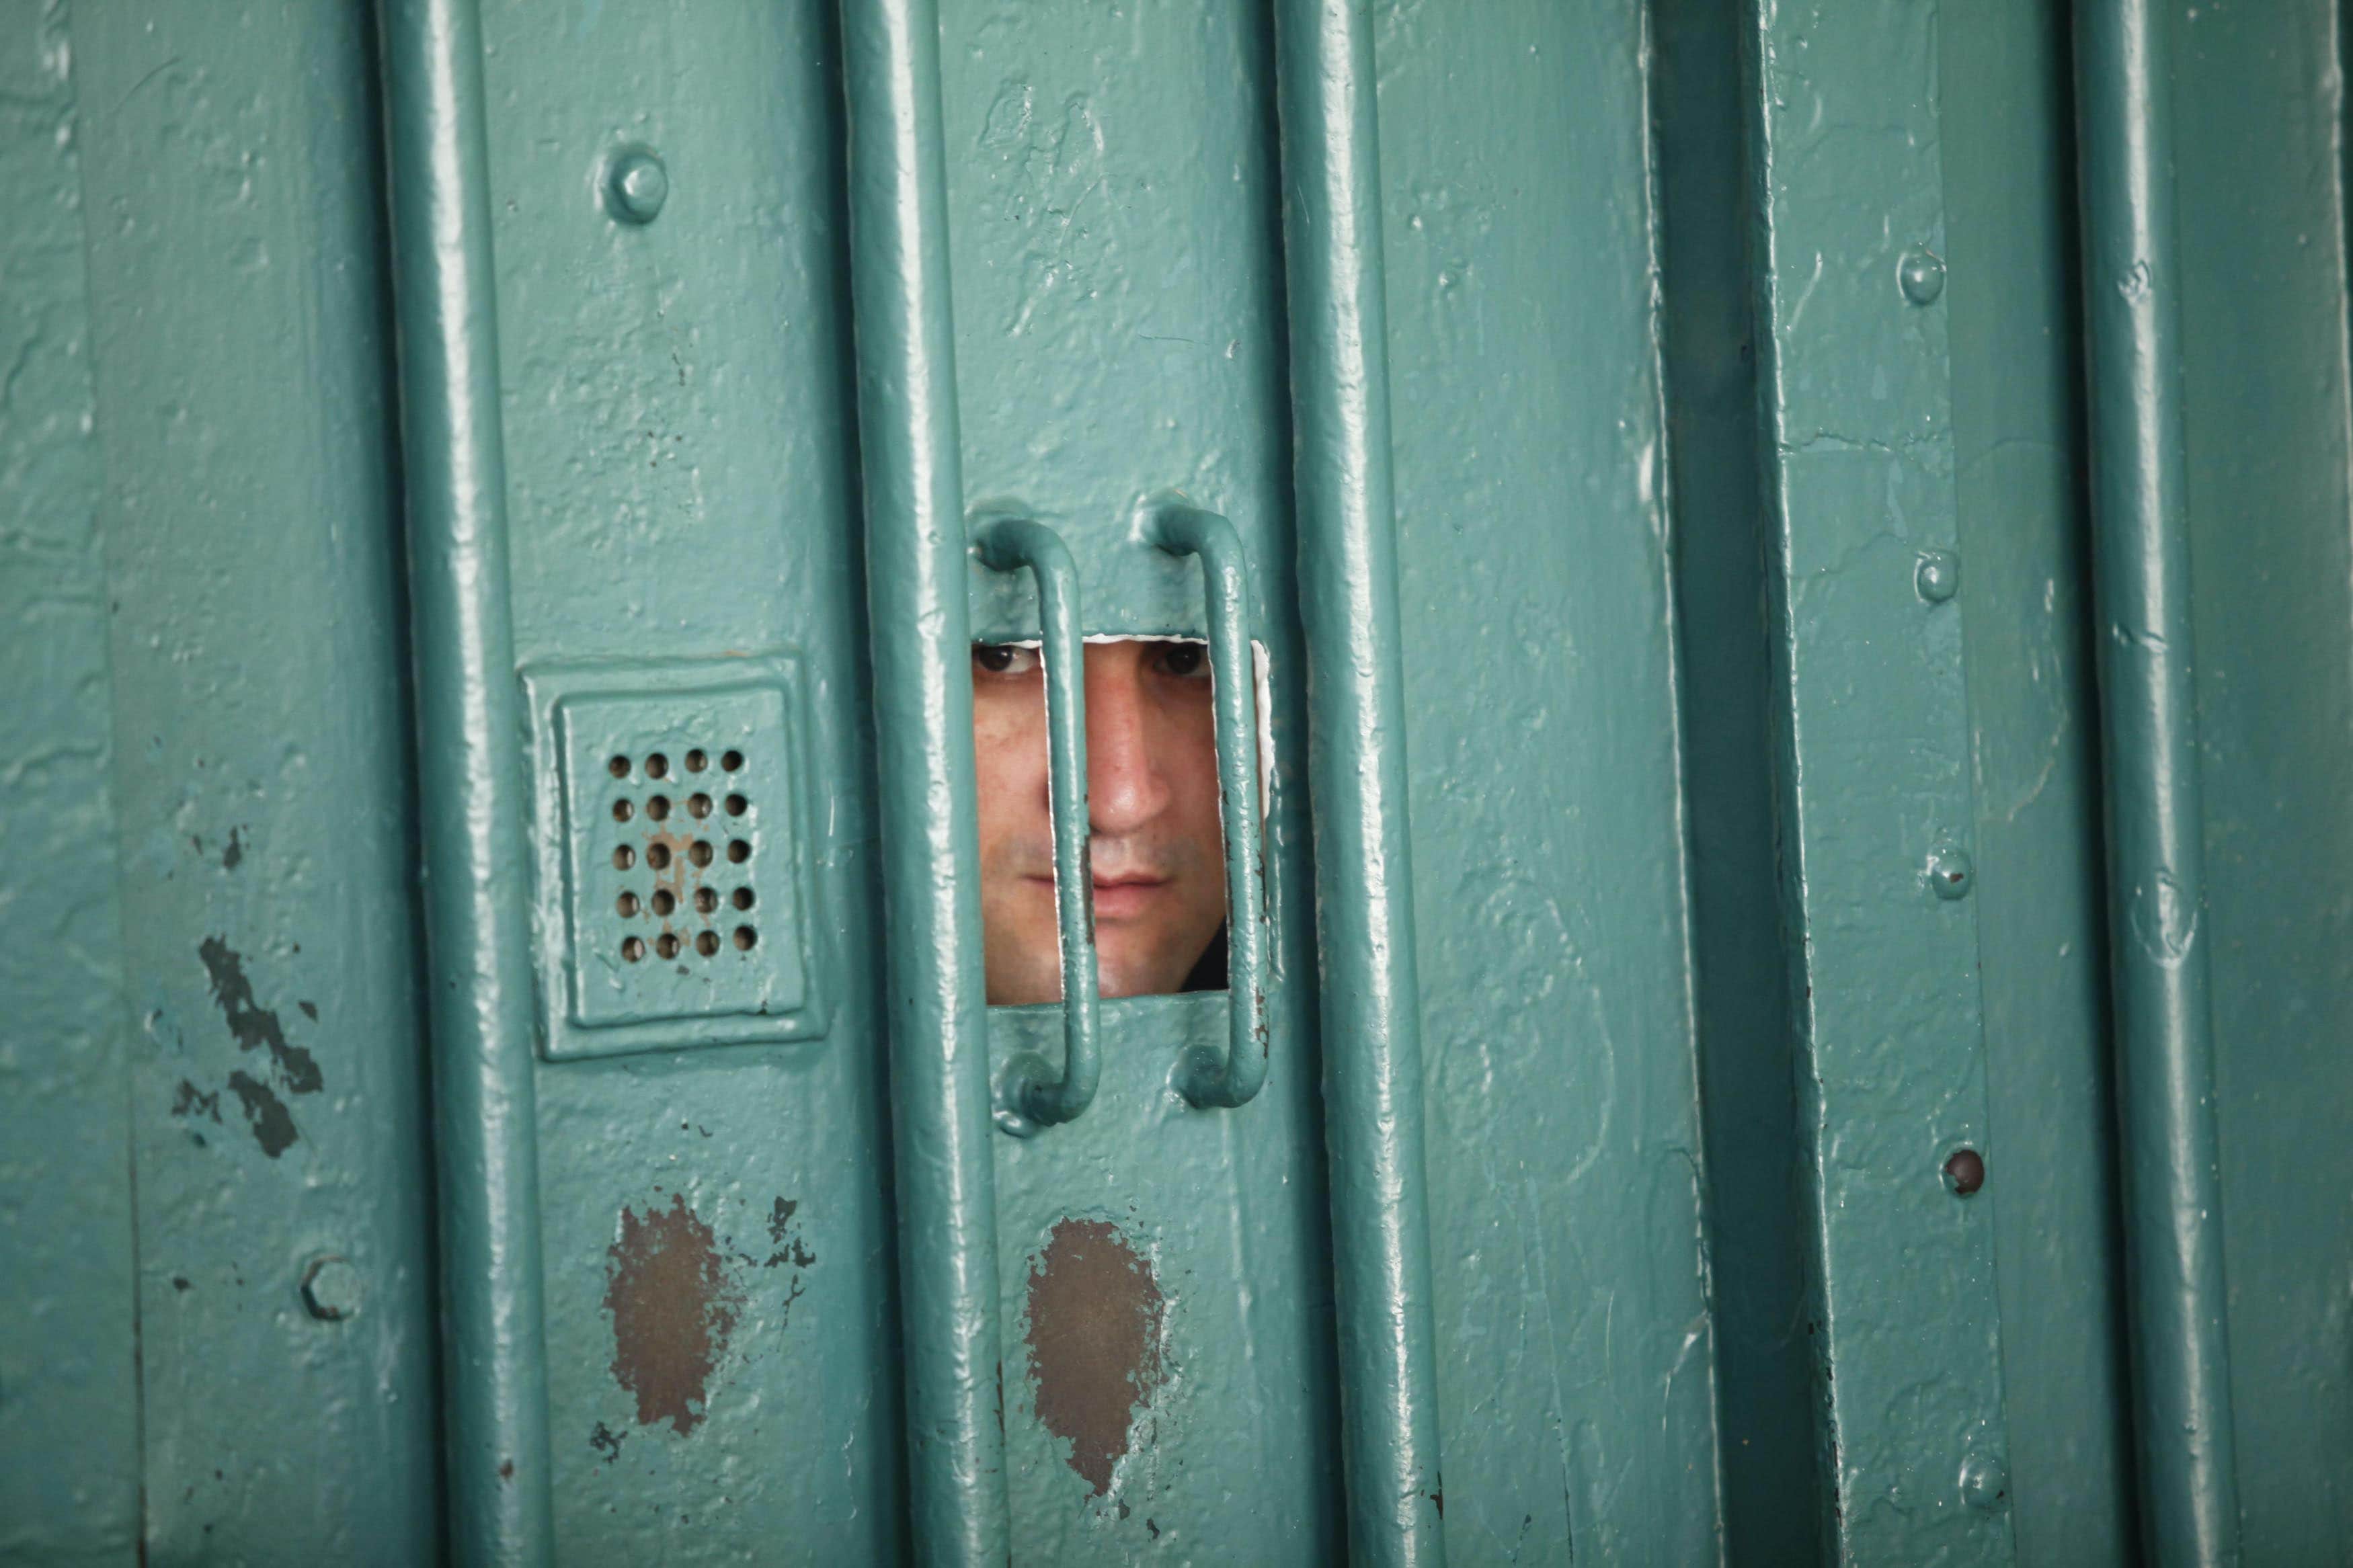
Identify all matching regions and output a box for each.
[526,657,828,1060]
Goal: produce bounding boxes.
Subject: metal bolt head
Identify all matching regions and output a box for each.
[1899,245,1947,305]
[1959,1451,2009,1511]
[1915,549,1960,604]
[603,148,668,224]
[301,1255,362,1321]
[1943,1147,1987,1198]
[1927,847,1974,901]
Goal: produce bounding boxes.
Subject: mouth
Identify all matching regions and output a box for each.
[1091,870,1170,919]
[1025,870,1172,920]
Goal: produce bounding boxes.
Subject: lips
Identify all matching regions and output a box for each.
[1090,872,1170,920]
[1023,870,1170,921]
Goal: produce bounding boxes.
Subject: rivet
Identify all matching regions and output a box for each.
[1927,847,1973,901]
[1899,246,1947,305]
[301,1255,362,1321]
[1959,1451,2009,1511]
[603,147,668,224]
[1915,549,1960,603]
[1944,1147,1987,1197]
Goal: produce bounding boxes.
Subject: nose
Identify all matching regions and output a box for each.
[1082,645,1170,838]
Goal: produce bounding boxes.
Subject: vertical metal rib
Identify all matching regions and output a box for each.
[840,1,1012,1561]
[1270,1,1448,1561]
[2073,4,2242,1563]
[376,1,553,1561]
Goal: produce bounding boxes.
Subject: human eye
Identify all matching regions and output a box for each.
[1154,641,1211,680]
[972,643,1041,677]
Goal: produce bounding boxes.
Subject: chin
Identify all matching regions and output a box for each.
[1092,952,1167,1001]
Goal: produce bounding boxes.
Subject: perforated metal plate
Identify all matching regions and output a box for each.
[523,655,828,1059]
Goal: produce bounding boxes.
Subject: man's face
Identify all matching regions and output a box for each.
[973,638,1228,1005]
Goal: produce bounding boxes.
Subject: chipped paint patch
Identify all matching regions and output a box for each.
[764,1197,816,1270]
[588,1422,626,1466]
[604,1194,744,1435]
[224,1070,297,1158]
[196,936,322,1092]
[1024,1218,1166,1495]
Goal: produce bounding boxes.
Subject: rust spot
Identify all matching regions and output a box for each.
[1024,1218,1165,1496]
[604,1194,742,1435]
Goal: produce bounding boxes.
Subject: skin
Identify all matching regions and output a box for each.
[973,638,1228,1005]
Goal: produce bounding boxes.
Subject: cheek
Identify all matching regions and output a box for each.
[972,700,1047,856]
[1171,706,1229,862]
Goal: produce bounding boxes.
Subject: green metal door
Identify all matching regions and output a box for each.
[9,1,2353,1565]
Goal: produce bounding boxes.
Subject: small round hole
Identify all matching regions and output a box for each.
[607,755,631,778]
[646,753,669,780]
[655,932,681,960]
[1944,1147,1987,1197]
[612,845,635,871]
[651,889,676,917]
[695,930,720,957]
[694,887,717,914]
[686,748,709,773]
[689,840,714,868]
[725,793,749,817]
[616,891,639,917]
[731,886,755,911]
[611,799,633,823]
[621,936,645,962]
[647,843,672,870]
[647,794,671,821]
[733,925,757,951]
[721,749,745,772]
[688,792,713,819]
[727,839,751,864]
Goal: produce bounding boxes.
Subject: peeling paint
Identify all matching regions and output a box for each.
[588,1422,626,1466]
[1024,1218,1165,1496]
[170,1079,221,1122]
[763,1196,815,1270]
[604,1194,744,1435]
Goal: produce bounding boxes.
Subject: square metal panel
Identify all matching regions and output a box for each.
[524,655,828,1059]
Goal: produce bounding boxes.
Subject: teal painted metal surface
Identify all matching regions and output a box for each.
[16,1,2353,1560]
[1745,2,2017,1558]
[1943,4,2139,1560]
[1373,4,1728,1558]
[1273,1,1446,1560]
[974,518,1101,1134]
[932,0,1342,1555]
[68,4,444,1561]
[1653,0,1822,1556]
[0,5,138,1557]
[379,1,554,1557]
[2074,4,2241,1563]
[2169,3,2353,1558]
[844,0,1010,1559]
[473,0,902,1560]
[1151,504,1271,1112]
